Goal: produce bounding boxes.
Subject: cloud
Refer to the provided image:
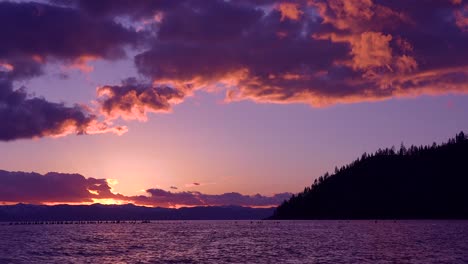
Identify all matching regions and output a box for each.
[0,2,139,63]
[0,2,138,80]
[185,182,202,188]
[277,2,303,21]
[2,0,467,139]
[0,170,291,207]
[0,78,126,141]
[349,32,393,70]
[132,189,292,208]
[0,1,139,141]
[0,170,120,204]
[125,0,468,110]
[52,0,178,20]
[97,78,185,121]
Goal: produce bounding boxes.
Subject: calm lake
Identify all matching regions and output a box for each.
[1,220,467,263]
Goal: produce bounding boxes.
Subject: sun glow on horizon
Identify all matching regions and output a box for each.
[91,198,129,205]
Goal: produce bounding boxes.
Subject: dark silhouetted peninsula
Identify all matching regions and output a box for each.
[0,204,274,222]
[270,132,468,219]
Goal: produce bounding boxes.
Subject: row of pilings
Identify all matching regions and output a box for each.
[7,220,151,225]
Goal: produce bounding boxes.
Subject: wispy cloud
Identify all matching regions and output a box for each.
[185,182,201,188]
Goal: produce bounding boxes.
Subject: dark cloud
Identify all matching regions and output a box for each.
[0,170,120,204]
[0,170,291,207]
[134,189,203,207]
[0,1,139,62]
[0,1,140,76]
[133,189,292,208]
[185,182,206,188]
[1,80,85,141]
[51,0,178,20]
[0,1,137,141]
[0,75,126,141]
[2,0,467,138]
[97,78,185,120]
[157,0,263,43]
[126,0,467,111]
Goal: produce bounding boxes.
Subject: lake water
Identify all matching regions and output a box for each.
[1,220,467,263]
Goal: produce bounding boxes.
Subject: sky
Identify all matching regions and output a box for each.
[0,0,467,207]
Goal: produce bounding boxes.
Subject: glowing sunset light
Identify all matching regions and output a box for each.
[0,0,466,209]
[91,198,128,205]
[0,1,467,263]
[87,189,99,195]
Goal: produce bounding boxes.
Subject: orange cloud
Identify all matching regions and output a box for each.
[278,2,303,21]
[350,32,393,70]
[97,79,185,121]
[225,63,468,108]
[34,106,127,140]
[395,55,418,73]
[83,120,128,136]
[65,55,98,73]
[309,0,407,32]
[328,0,374,25]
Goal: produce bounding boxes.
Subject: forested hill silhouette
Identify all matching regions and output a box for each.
[270,132,468,220]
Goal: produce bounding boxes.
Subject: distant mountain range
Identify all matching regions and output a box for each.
[270,132,468,220]
[0,203,274,221]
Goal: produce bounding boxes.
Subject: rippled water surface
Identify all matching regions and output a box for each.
[1,220,468,263]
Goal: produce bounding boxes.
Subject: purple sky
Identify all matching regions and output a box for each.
[0,0,467,207]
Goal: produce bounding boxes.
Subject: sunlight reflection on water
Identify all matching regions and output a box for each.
[1,220,468,263]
